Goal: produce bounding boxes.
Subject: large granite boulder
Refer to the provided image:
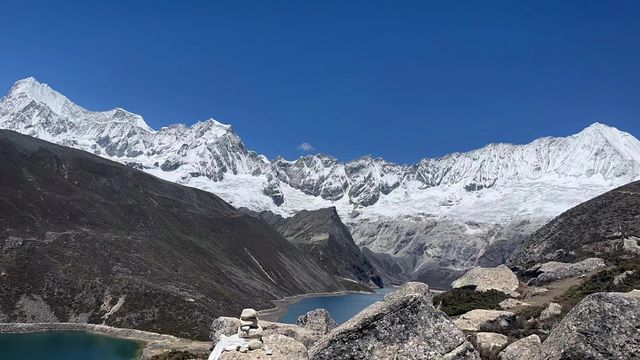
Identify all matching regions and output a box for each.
[451,265,520,297]
[540,290,640,359]
[211,317,242,342]
[309,282,480,359]
[219,334,309,360]
[296,309,337,334]
[498,335,542,360]
[210,316,321,349]
[453,309,516,332]
[527,258,606,284]
[474,332,509,355]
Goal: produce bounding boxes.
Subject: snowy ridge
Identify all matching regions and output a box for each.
[1,77,639,221]
[1,77,640,271]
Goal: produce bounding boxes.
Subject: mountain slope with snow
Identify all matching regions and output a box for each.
[2,77,639,281]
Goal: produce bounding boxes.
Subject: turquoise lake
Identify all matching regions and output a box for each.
[0,331,142,360]
[279,287,396,324]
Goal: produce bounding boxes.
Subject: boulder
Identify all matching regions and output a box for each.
[498,335,541,360]
[453,309,516,332]
[309,282,480,359]
[220,334,308,360]
[498,298,530,310]
[451,265,520,297]
[261,320,322,348]
[527,258,606,284]
[296,308,337,334]
[540,290,640,359]
[474,332,508,355]
[211,316,323,349]
[211,317,242,341]
[538,302,561,321]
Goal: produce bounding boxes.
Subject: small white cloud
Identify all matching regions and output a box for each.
[297,142,315,152]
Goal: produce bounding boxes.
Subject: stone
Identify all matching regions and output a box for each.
[240,326,263,339]
[524,286,549,298]
[474,332,508,355]
[224,344,240,352]
[239,345,248,353]
[296,308,337,334]
[240,319,259,327]
[540,290,640,359]
[453,309,516,332]
[240,325,250,331]
[220,334,308,360]
[248,339,263,350]
[527,257,606,284]
[211,316,242,341]
[451,265,520,297]
[261,320,322,348]
[309,282,480,360]
[538,302,561,321]
[241,308,258,320]
[498,298,530,310]
[498,335,541,360]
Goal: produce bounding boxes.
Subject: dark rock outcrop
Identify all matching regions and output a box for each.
[270,207,384,289]
[540,290,640,359]
[525,258,606,285]
[0,130,346,340]
[309,282,480,360]
[508,180,640,267]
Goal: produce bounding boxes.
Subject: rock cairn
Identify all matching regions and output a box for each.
[238,308,264,351]
[220,308,274,355]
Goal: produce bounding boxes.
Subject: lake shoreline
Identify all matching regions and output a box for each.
[258,287,395,323]
[0,322,211,359]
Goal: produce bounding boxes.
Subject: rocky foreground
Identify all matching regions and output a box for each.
[199,260,639,360]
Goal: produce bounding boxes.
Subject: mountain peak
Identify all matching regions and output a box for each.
[8,77,75,116]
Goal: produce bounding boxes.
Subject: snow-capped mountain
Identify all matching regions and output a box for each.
[2,77,640,281]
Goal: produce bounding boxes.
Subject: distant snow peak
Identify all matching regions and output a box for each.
[1,76,640,224]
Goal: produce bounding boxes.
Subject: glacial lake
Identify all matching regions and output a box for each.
[0,331,142,360]
[279,287,396,324]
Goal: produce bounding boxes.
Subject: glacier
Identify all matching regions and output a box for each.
[2,77,639,282]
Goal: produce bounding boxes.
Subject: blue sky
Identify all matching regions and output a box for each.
[1,1,639,164]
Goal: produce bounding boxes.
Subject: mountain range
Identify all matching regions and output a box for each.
[2,77,640,283]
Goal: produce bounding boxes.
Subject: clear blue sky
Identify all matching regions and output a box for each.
[1,1,639,164]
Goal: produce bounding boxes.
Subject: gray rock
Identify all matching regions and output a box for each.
[474,332,509,355]
[498,298,531,310]
[248,339,263,350]
[453,309,516,332]
[451,265,520,297]
[538,302,562,321]
[240,308,257,320]
[220,334,308,360]
[309,282,480,359]
[239,325,263,339]
[498,335,541,360]
[211,317,241,341]
[261,321,322,349]
[540,290,640,359]
[296,309,337,334]
[527,258,606,284]
[240,319,258,327]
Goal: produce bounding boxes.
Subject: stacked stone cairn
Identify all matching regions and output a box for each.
[222,308,273,355]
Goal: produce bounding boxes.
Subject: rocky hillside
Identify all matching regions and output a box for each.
[2,77,640,282]
[0,130,349,340]
[267,207,383,289]
[508,180,640,267]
